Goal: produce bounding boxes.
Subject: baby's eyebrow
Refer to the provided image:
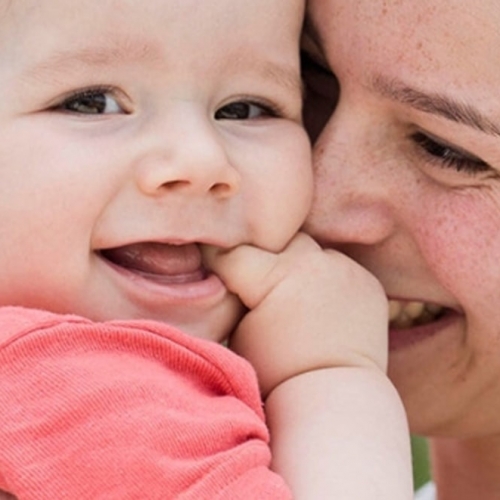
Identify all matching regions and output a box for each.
[227,55,302,96]
[371,74,500,137]
[22,39,302,97]
[22,38,163,82]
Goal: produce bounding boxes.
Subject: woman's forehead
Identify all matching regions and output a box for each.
[307,0,500,92]
[308,0,500,48]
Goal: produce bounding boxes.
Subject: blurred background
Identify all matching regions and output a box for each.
[412,436,431,490]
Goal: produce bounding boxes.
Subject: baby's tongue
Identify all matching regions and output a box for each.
[103,242,204,279]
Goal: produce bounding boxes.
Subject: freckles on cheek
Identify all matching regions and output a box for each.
[417,196,500,297]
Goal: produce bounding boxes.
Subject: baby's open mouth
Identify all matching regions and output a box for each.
[100,242,208,284]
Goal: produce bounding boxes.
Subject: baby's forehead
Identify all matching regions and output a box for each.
[1,1,301,72]
[0,0,302,52]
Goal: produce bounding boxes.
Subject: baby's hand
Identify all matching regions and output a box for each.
[204,233,388,398]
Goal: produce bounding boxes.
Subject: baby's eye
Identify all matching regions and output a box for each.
[55,88,124,115]
[215,101,277,120]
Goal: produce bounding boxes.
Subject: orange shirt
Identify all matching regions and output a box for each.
[0,307,291,499]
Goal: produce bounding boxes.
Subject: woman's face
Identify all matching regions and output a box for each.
[303,0,500,437]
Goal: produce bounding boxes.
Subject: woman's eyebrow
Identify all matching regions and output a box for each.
[371,74,500,136]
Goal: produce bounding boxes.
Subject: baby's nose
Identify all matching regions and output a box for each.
[134,111,241,199]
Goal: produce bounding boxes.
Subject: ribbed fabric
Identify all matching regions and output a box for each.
[0,307,291,499]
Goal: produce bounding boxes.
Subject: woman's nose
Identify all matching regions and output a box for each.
[134,112,240,199]
[305,108,397,246]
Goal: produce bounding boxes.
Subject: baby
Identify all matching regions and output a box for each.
[0,0,412,498]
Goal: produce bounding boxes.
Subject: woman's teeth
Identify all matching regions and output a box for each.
[389,300,444,328]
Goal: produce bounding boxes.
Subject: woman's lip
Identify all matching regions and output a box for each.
[96,251,228,306]
[388,308,460,351]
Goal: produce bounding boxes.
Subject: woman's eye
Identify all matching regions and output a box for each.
[215,101,276,120]
[55,88,124,115]
[412,131,491,175]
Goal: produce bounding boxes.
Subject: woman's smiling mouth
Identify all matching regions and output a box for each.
[389,300,445,329]
[388,299,461,351]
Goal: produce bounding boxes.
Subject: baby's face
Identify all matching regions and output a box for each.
[0,0,310,341]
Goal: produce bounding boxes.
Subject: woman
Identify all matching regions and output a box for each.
[302,1,500,499]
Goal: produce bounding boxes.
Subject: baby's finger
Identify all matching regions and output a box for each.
[202,243,283,309]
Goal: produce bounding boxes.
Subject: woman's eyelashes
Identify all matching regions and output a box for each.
[411,131,492,175]
[52,87,127,115]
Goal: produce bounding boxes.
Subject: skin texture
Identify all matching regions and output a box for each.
[303,0,500,498]
[0,0,311,342]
